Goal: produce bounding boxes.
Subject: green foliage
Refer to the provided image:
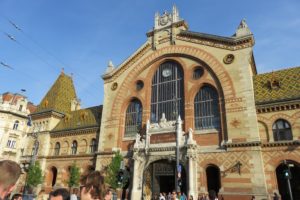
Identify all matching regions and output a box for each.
[104,151,126,189]
[67,162,81,188]
[27,162,43,188]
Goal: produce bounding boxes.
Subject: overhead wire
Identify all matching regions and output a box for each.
[0,14,102,104]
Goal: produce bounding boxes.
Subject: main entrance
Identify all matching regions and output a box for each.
[143,160,186,199]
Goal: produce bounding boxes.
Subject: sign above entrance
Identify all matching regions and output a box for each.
[154,163,174,176]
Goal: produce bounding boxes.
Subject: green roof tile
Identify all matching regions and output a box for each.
[254,66,300,104]
[52,106,102,132]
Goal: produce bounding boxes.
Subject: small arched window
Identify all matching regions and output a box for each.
[54,142,60,156]
[90,138,97,153]
[194,86,220,130]
[272,119,293,141]
[71,141,77,155]
[124,99,143,137]
[13,120,19,130]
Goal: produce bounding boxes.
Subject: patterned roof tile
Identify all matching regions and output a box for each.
[254,66,300,104]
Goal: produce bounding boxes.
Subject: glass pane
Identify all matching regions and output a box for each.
[151,61,184,123]
[194,86,220,130]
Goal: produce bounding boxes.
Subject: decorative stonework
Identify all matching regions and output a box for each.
[111,82,118,90]
[230,118,241,128]
[110,45,236,118]
[176,35,254,51]
[223,54,235,64]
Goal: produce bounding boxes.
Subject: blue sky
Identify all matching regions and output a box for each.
[1,0,300,108]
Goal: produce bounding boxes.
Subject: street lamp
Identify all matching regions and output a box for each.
[283,160,293,200]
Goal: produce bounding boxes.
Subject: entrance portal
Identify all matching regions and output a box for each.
[143,160,186,199]
[276,160,300,200]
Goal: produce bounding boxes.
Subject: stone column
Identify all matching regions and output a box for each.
[187,143,197,198]
[131,152,145,200]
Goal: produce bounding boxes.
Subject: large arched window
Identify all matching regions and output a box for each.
[194,85,220,130]
[90,138,97,153]
[54,142,60,156]
[272,119,293,141]
[151,61,184,122]
[125,100,142,137]
[71,140,77,155]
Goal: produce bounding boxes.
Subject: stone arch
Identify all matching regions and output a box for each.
[111,45,234,118]
[258,120,269,142]
[205,164,221,195]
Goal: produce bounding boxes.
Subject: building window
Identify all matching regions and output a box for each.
[125,100,142,137]
[7,139,16,148]
[194,85,220,130]
[90,138,97,153]
[151,61,184,122]
[193,67,204,79]
[13,120,19,130]
[272,119,293,141]
[54,142,60,155]
[19,105,23,111]
[71,141,77,155]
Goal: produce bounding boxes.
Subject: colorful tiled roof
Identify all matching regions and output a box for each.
[52,106,102,132]
[35,72,77,114]
[254,66,300,104]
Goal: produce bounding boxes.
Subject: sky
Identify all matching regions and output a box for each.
[0,0,300,108]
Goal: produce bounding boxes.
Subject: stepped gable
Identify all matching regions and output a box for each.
[52,105,102,132]
[34,72,77,114]
[254,66,300,104]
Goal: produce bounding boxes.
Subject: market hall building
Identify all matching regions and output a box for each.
[96,6,300,200]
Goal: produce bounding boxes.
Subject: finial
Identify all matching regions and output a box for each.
[61,68,64,75]
[234,18,252,37]
[106,60,115,73]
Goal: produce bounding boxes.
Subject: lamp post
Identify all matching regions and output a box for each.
[175,116,182,193]
[22,123,40,198]
[283,160,293,200]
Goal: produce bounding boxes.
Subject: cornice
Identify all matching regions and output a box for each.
[256,100,300,114]
[41,154,96,159]
[30,110,64,120]
[177,31,254,51]
[0,110,28,119]
[262,140,300,147]
[102,42,152,82]
[224,141,261,148]
[50,126,99,137]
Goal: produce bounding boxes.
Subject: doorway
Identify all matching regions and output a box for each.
[206,165,221,195]
[276,161,300,200]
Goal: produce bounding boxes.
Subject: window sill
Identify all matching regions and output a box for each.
[122,136,136,141]
[194,129,219,135]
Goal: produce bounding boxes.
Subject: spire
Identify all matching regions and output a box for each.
[234,19,252,37]
[172,5,179,22]
[35,73,77,114]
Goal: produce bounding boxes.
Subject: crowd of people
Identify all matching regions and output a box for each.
[0,160,283,200]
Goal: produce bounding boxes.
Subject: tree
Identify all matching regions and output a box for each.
[67,162,80,188]
[105,151,128,189]
[27,162,43,192]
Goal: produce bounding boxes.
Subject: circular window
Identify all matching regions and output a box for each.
[193,67,204,79]
[136,80,144,91]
